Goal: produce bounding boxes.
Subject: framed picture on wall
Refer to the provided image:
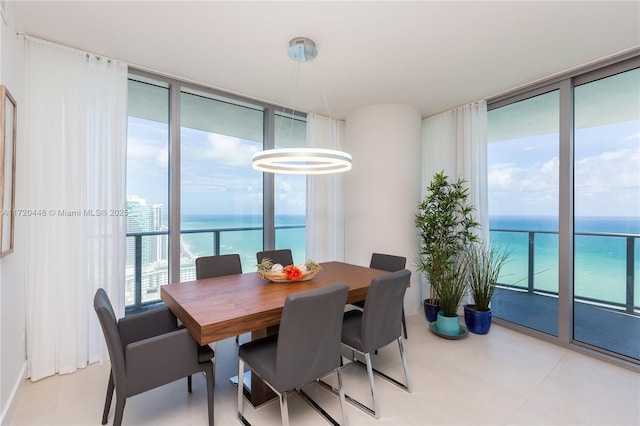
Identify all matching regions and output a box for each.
[0,85,16,256]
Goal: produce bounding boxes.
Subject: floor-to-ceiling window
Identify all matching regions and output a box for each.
[126,71,307,311]
[487,89,560,336]
[573,66,640,360]
[126,76,170,308]
[179,88,264,277]
[487,54,639,364]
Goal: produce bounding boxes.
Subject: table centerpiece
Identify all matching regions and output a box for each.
[257,258,322,282]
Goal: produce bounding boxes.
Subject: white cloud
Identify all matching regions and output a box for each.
[205,133,260,167]
[488,163,514,190]
[127,135,168,173]
[278,181,293,193]
[575,147,640,197]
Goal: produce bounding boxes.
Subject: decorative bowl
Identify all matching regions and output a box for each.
[258,269,320,283]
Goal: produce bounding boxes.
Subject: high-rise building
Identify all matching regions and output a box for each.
[125,197,169,305]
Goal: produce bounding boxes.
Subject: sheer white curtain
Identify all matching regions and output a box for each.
[305,114,346,262]
[24,37,127,381]
[421,101,488,302]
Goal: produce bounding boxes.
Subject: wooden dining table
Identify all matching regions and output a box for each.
[160,261,388,406]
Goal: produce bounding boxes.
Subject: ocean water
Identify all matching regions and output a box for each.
[178,214,639,307]
[180,214,306,271]
[490,215,640,306]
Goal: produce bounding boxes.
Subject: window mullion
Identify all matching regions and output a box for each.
[169,81,181,284]
[557,78,575,345]
[263,107,275,250]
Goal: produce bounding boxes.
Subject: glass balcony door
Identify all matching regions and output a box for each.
[488,90,560,337]
[573,68,640,359]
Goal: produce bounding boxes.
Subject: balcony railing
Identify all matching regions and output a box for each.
[491,228,639,314]
[126,225,305,312]
[126,226,638,315]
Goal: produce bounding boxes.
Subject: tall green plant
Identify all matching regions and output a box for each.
[415,171,479,306]
[433,252,470,317]
[468,243,511,312]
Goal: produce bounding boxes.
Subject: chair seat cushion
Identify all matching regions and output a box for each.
[341,310,364,352]
[238,335,280,390]
[198,344,215,363]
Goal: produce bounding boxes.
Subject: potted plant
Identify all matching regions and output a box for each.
[431,253,470,335]
[415,170,479,330]
[464,242,510,334]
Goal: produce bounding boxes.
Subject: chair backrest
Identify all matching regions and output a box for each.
[94,288,127,392]
[370,253,406,272]
[361,269,411,352]
[195,253,242,280]
[275,284,349,391]
[256,249,293,266]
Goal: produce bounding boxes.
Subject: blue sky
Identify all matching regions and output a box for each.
[126,118,306,217]
[488,119,639,218]
[128,116,639,220]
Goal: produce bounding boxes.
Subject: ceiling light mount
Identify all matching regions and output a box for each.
[287,37,318,62]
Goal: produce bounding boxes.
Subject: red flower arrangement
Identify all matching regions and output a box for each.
[257,258,322,282]
[284,265,303,281]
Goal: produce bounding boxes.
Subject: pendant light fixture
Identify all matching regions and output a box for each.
[252,37,352,175]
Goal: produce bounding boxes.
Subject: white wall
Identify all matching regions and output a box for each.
[0,2,27,423]
[344,104,422,316]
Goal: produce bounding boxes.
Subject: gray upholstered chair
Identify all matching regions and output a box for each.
[237,284,350,426]
[340,269,412,419]
[94,288,215,426]
[195,253,242,280]
[256,249,294,267]
[369,253,408,339]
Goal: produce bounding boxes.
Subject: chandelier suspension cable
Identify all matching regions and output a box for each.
[311,59,341,150]
[281,52,302,136]
[252,37,352,175]
[312,59,334,122]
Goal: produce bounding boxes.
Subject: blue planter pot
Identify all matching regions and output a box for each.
[436,311,461,335]
[464,304,492,334]
[423,299,440,322]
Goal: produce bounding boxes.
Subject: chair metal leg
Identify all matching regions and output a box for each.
[237,358,246,424]
[188,375,192,393]
[279,392,290,426]
[102,371,114,425]
[364,353,381,419]
[402,310,408,339]
[336,365,349,426]
[320,341,410,419]
[321,351,381,418]
[397,337,412,392]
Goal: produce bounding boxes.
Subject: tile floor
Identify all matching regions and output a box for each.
[8,314,640,425]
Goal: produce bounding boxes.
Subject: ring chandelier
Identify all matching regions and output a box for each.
[252,148,352,175]
[251,37,352,175]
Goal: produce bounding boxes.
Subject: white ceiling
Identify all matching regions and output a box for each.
[12,1,640,120]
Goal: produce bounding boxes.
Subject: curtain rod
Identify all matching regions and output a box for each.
[18,31,118,64]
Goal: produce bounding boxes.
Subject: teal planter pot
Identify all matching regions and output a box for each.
[436,311,461,335]
[464,304,492,334]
